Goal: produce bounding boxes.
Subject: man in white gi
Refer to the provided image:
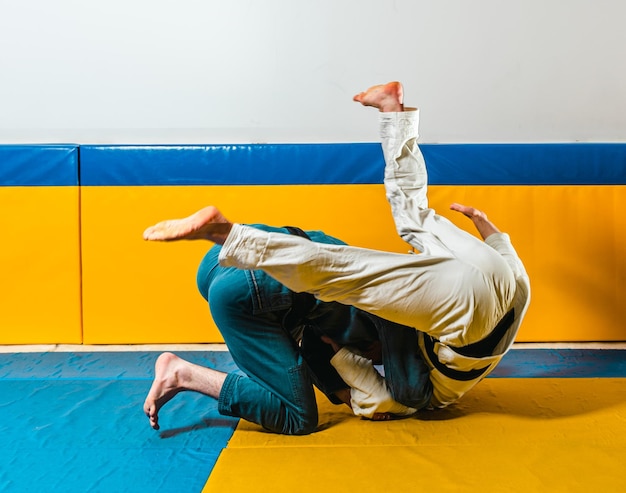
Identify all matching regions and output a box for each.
[143,82,530,428]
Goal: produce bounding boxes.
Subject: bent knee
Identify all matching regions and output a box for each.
[281,407,318,435]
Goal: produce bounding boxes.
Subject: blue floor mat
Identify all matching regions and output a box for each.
[0,351,239,493]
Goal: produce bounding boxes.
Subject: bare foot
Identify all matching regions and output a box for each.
[143,206,232,244]
[143,352,188,430]
[353,81,404,112]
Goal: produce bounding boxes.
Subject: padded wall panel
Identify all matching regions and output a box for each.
[79,143,385,186]
[79,142,626,186]
[81,183,626,344]
[428,185,626,342]
[0,146,81,343]
[79,143,626,344]
[80,184,405,344]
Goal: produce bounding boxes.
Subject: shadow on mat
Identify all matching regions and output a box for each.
[312,379,626,428]
[414,379,626,421]
[160,379,626,437]
[159,417,237,438]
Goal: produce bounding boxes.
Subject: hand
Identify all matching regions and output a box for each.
[450,203,500,240]
[321,335,342,354]
[360,341,383,365]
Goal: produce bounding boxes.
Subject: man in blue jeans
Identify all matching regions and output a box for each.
[143,81,530,435]
[144,224,431,435]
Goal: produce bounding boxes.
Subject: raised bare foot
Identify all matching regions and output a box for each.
[143,205,232,244]
[353,81,404,112]
[143,352,188,430]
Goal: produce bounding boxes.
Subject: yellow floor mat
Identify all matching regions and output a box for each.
[204,378,626,492]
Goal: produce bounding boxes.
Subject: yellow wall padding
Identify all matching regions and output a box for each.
[204,379,626,492]
[0,187,81,343]
[80,184,404,344]
[428,185,626,342]
[80,183,625,343]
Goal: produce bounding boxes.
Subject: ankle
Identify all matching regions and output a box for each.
[379,102,404,112]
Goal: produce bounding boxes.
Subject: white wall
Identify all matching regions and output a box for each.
[1,0,624,144]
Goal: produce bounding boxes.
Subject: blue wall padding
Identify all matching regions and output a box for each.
[79,143,626,186]
[79,143,385,186]
[423,143,626,185]
[0,145,79,186]
[0,142,623,187]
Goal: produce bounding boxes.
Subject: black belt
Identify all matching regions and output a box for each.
[423,308,515,381]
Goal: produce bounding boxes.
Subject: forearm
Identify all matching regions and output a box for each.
[471,215,500,240]
[330,348,416,418]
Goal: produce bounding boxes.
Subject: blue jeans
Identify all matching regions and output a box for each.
[196,225,346,435]
[197,225,431,434]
